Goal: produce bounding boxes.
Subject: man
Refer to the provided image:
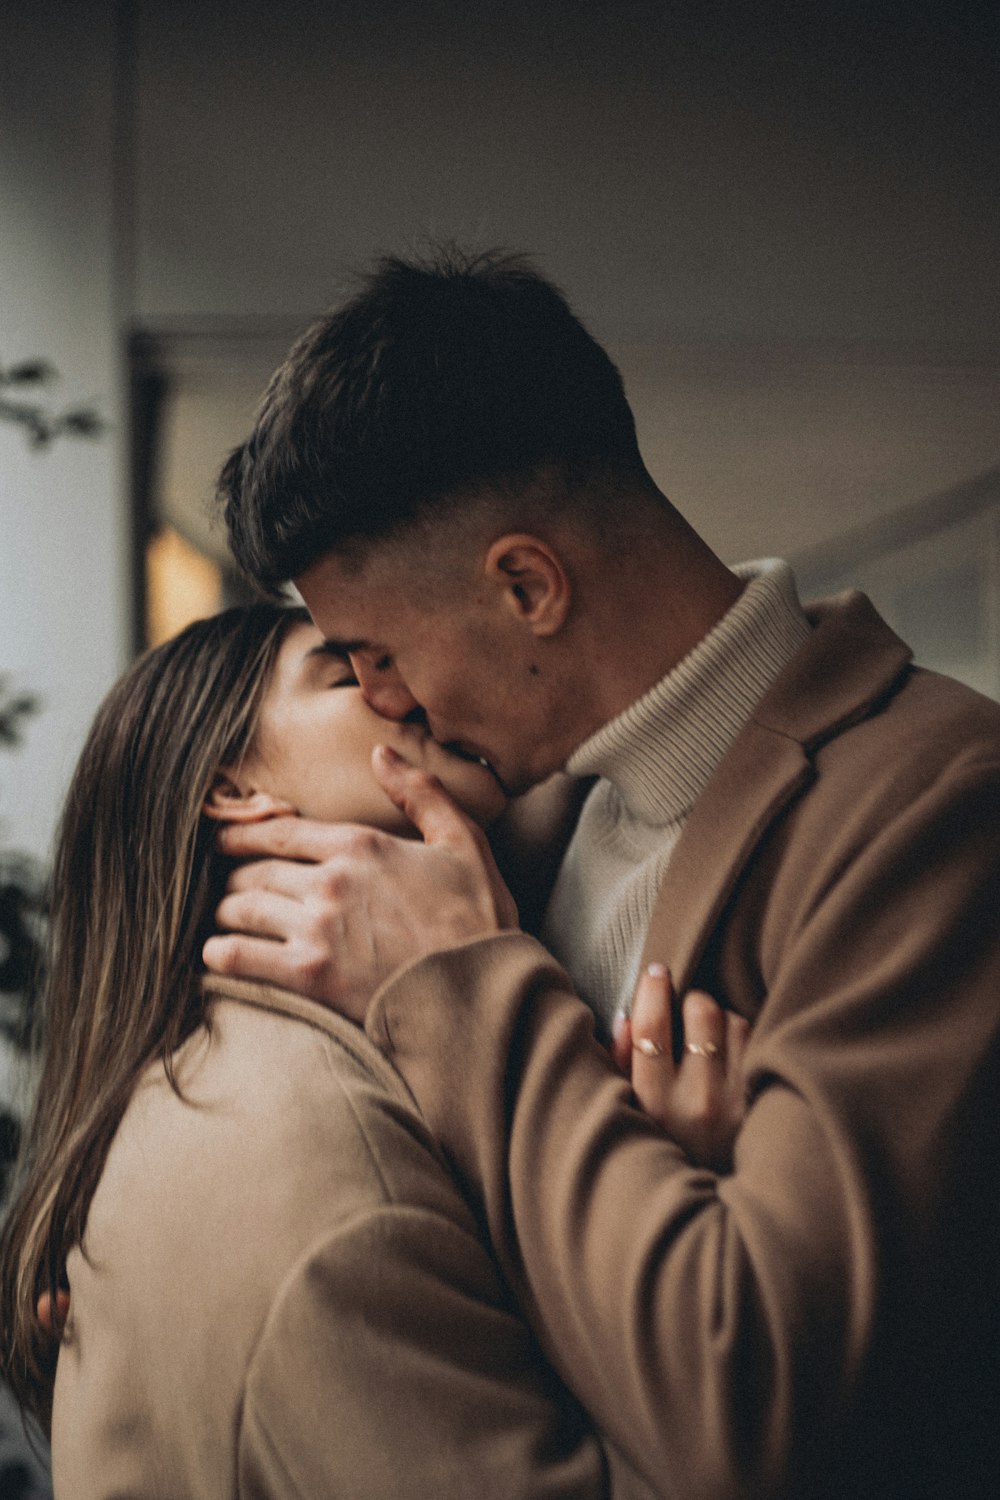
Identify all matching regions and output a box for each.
[208,249,1000,1499]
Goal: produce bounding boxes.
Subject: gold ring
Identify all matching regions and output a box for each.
[685,1041,721,1060]
[633,1037,664,1058]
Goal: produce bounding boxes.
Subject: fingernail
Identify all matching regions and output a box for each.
[375,744,402,766]
[611,1007,628,1041]
[646,962,668,980]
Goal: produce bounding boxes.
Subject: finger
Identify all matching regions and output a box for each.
[203,932,290,984]
[725,1009,751,1072]
[373,746,481,849]
[225,858,318,899]
[631,963,674,1057]
[610,1010,632,1075]
[203,931,360,1014]
[375,746,519,928]
[216,816,370,863]
[679,989,727,1070]
[214,888,303,940]
[629,964,676,1117]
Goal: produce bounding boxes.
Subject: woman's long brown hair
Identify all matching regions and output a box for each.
[0,602,306,1428]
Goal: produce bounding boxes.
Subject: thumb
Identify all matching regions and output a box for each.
[373,744,476,847]
[610,1010,633,1075]
[374,744,520,930]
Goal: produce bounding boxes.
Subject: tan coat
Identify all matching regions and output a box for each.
[365,593,1000,1500]
[52,979,630,1498]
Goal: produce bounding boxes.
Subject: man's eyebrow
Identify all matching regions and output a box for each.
[306,639,372,661]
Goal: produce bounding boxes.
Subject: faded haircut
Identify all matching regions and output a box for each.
[218,246,646,593]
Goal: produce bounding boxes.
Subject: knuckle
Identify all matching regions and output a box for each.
[403,764,438,790]
[262,820,294,856]
[314,864,345,899]
[684,991,720,1029]
[214,825,243,855]
[297,951,327,989]
[341,826,383,858]
[300,907,335,949]
[295,947,345,1004]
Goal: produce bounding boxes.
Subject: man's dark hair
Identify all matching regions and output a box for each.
[219,247,645,590]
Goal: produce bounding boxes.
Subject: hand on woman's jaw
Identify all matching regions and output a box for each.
[202,746,519,1024]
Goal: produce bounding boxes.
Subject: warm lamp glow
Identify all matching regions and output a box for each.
[145,526,222,646]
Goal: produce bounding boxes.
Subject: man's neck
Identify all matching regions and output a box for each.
[569,531,746,741]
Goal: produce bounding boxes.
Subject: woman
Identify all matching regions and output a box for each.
[0,603,743,1499]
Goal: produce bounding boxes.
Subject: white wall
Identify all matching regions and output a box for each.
[0,1,128,862]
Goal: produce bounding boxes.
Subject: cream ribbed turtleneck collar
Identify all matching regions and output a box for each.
[564,558,811,827]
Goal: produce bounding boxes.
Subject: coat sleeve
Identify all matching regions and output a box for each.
[237,1201,612,1500]
[364,759,1000,1500]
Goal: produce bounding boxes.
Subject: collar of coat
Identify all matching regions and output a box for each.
[199,971,413,1100]
[637,589,912,994]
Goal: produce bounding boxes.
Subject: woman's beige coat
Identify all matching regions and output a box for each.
[52,980,624,1498]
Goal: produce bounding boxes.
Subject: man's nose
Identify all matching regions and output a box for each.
[355,659,422,721]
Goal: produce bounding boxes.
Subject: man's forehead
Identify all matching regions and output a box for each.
[297,563,383,634]
[296,553,438,648]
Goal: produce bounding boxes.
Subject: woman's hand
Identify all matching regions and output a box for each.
[611,965,750,1172]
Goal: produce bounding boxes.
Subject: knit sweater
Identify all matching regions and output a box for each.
[540,558,812,1034]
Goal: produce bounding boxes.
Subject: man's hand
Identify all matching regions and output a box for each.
[203,746,519,1023]
[611,965,750,1172]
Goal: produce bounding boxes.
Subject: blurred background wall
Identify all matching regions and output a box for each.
[3,0,999,865]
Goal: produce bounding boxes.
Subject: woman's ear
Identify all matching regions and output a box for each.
[483,534,571,636]
[202,771,296,824]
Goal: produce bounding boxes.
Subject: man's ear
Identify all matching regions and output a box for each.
[202,771,296,824]
[483,534,571,636]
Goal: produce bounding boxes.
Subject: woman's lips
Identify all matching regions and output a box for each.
[389,725,504,792]
[442,742,505,791]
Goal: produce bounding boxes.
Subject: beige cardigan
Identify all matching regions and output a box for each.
[365,593,1000,1500]
[53,979,641,1498]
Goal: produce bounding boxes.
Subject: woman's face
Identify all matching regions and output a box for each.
[235,621,508,833]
